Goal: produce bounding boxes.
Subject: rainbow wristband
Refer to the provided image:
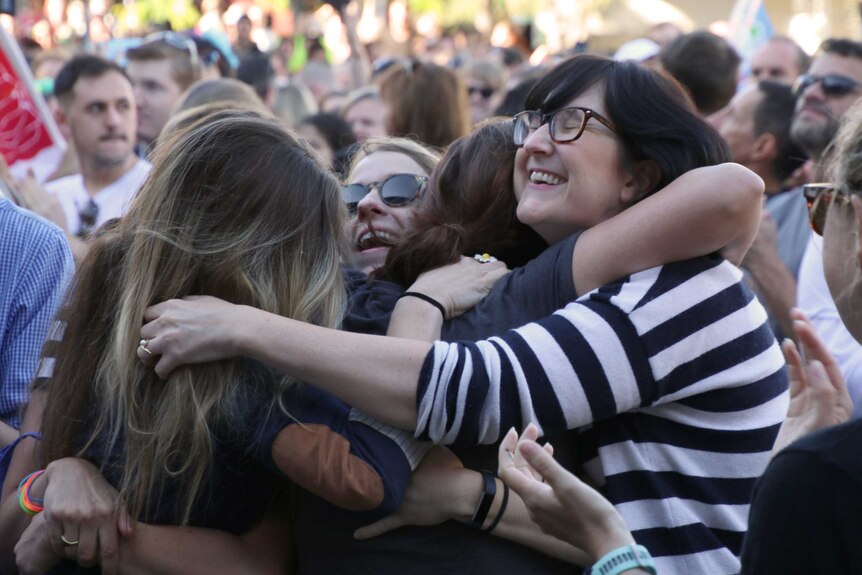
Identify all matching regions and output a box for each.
[18,470,46,516]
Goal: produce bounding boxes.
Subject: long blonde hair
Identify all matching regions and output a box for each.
[41,109,348,524]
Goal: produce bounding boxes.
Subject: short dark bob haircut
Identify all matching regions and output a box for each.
[524,55,730,196]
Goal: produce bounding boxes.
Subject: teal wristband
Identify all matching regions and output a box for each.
[587,544,656,575]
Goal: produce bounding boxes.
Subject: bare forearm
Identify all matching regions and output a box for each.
[386,299,443,342]
[575,163,763,295]
[0,421,17,448]
[235,306,428,430]
[119,519,290,575]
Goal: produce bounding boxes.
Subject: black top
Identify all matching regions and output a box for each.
[741,417,862,574]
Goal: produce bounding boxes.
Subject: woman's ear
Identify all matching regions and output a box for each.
[621,160,661,204]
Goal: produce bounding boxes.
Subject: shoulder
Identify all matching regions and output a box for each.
[0,199,67,248]
[44,173,84,196]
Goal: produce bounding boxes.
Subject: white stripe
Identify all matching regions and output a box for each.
[650,297,770,381]
[596,440,772,479]
[628,263,741,334]
[602,266,661,313]
[499,321,592,430]
[561,303,643,413]
[652,547,740,575]
[618,497,749,532]
[415,342,449,438]
[474,339,503,443]
[658,343,785,403]
[349,409,432,470]
[640,391,789,431]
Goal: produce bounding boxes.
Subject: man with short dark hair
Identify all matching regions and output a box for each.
[14,54,149,259]
[126,35,202,156]
[711,81,808,338]
[660,31,741,116]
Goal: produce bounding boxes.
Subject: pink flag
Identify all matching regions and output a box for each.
[0,27,65,167]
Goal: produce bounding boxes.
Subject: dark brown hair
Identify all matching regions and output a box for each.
[382,119,547,286]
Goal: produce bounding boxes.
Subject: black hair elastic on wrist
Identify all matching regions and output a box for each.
[485,481,509,533]
[398,291,446,319]
[467,470,497,531]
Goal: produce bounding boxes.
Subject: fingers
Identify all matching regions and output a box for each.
[75,524,97,568]
[117,505,134,538]
[498,428,519,474]
[353,515,403,539]
[61,522,81,561]
[781,338,805,399]
[515,440,570,491]
[97,522,120,575]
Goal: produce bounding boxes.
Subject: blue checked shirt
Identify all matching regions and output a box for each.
[0,199,73,428]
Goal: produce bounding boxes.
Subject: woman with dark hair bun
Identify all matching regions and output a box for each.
[140,55,781,575]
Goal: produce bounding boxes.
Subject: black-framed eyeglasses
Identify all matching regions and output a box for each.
[512,107,619,147]
[342,174,428,216]
[468,86,495,99]
[76,199,99,239]
[140,31,200,68]
[803,183,853,235]
[792,74,861,98]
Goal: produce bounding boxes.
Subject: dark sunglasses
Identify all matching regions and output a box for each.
[793,74,860,98]
[468,86,494,99]
[76,198,99,239]
[803,183,853,235]
[342,174,428,216]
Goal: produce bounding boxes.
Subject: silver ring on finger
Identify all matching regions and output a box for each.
[139,338,153,355]
[61,534,79,546]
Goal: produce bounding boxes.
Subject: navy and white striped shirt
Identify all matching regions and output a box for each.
[0,199,73,428]
[417,255,788,574]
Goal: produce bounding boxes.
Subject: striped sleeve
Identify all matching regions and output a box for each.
[415,257,785,446]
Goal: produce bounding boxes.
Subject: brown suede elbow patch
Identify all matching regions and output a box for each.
[272,423,385,511]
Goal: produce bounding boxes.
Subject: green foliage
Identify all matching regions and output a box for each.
[112,0,201,32]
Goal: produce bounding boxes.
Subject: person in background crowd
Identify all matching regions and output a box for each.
[13,55,150,261]
[462,59,507,125]
[750,36,811,85]
[126,33,202,157]
[236,51,274,105]
[298,112,357,177]
[0,191,73,448]
[271,83,319,128]
[711,81,808,339]
[793,38,862,415]
[341,86,388,143]
[174,77,267,115]
[661,30,741,116]
[378,60,471,148]
[232,14,260,58]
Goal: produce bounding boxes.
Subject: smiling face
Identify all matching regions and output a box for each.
[348,151,429,273]
[513,84,637,244]
[791,52,862,159]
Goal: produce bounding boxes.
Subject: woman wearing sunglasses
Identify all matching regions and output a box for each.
[344,138,439,275]
[139,56,781,574]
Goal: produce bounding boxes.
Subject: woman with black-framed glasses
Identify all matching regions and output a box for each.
[138,55,783,575]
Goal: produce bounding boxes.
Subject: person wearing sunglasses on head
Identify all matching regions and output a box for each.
[126,32,203,158]
[792,39,862,418]
[138,55,778,575]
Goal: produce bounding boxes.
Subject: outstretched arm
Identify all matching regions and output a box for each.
[573,163,763,295]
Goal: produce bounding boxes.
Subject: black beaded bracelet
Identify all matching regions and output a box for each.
[467,470,497,531]
[398,291,446,319]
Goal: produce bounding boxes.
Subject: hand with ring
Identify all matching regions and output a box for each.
[38,458,133,574]
[138,338,153,355]
[14,512,65,575]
